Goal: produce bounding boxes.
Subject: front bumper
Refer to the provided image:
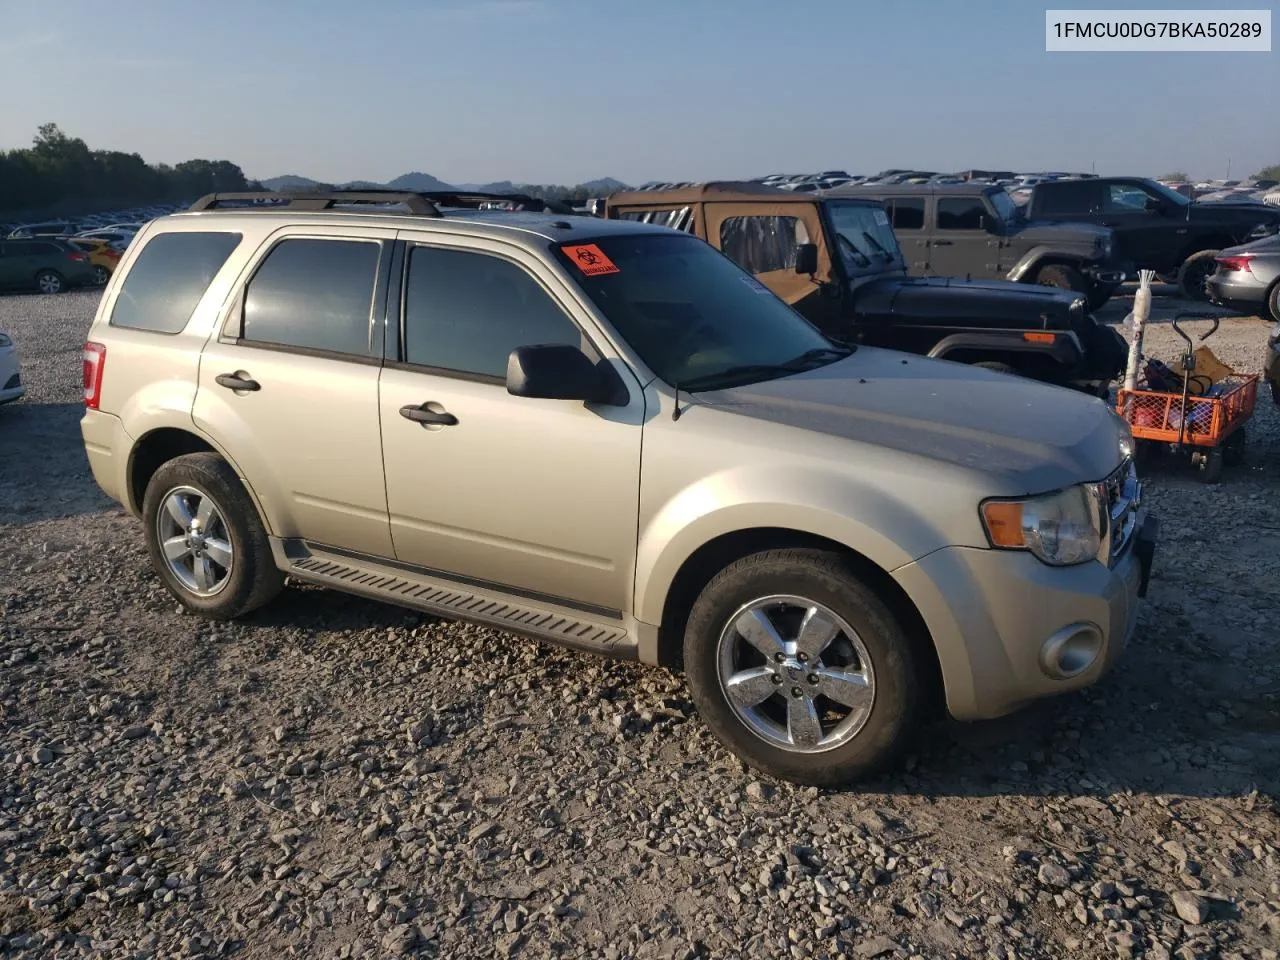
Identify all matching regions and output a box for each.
[893,512,1157,721]
[1085,261,1133,285]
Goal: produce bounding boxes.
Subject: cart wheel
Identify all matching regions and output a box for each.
[1198,447,1223,484]
[1222,429,1246,467]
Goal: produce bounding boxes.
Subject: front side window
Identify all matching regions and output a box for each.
[402,246,584,379]
[1107,184,1158,212]
[241,238,380,356]
[719,216,807,274]
[888,197,925,230]
[111,231,242,334]
[556,233,838,390]
[936,197,987,230]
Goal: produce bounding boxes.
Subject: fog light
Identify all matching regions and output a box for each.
[1040,623,1103,679]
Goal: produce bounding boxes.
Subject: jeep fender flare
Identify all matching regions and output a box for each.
[1005,248,1089,283]
[928,331,1084,368]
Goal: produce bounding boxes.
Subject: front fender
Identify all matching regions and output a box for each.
[1006,247,1089,282]
[633,466,956,627]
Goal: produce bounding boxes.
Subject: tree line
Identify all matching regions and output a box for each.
[0,124,258,214]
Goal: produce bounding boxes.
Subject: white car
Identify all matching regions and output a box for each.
[0,331,24,405]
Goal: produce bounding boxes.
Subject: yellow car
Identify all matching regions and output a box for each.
[68,238,123,286]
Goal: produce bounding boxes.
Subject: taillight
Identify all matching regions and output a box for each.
[68,252,89,262]
[1215,253,1255,274]
[83,342,106,409]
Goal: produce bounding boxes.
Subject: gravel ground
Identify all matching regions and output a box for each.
[1,288,1278,960]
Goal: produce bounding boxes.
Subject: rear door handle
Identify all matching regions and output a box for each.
[399,403,457,426]
[215,372,260,392]
[933,240,953,246]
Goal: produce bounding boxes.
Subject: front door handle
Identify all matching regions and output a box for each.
[216,372,260,392]
[932,239,953,246]
[399,403,457,426]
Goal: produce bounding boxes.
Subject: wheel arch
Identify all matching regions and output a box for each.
[1177,236,1234,264]
[652,526,945,718]
[126,426,272,534]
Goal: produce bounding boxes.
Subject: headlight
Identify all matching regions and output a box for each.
[981,485,1104,566]
[0,333,12,348]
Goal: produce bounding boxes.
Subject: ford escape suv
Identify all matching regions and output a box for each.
[80,191,1158,786]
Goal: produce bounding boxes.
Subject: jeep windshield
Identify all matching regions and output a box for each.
[554,233,847,391]
[987,188,1023,223]
[824,201,903,272]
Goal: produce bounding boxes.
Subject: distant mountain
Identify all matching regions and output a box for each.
[258,172,629,196]
[385,171,456,192]
[260,174,320,191]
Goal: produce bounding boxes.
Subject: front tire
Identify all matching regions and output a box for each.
[142,452,283,619]
[1177,250,1219,301]
[92,265,110,285]
[1033,263,1088,294]
[683,548,918,786]
[1266,281,1280,323]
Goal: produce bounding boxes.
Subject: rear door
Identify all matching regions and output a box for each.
[192,227,397,557]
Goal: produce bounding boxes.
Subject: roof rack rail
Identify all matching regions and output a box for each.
[416,191,576,215]
[187,191,443,216]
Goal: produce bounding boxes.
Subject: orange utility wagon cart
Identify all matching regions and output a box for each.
[1115,313,1258,483]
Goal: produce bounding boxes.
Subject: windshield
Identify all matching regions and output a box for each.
[987,189,1021,223]
[824,201,903,272]
[555,233,839,390]
[1142,178,1192,207]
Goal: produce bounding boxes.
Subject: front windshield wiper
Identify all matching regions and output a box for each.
[860,230,894,260]
[680,346,853,391]
[835,233,871,267]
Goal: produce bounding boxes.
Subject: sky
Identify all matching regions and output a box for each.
[1,0,1276,186]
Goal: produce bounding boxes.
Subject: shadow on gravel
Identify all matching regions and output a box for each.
[0,400,113,526]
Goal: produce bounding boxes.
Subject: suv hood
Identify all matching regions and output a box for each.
[853,275,1085,328]
[1012,220,1111,247]
[696,348,1124,493]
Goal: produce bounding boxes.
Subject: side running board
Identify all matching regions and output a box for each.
[272,540,638,660]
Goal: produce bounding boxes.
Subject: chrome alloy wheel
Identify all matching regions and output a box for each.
[156,486,233,596]
[716,595,875,752]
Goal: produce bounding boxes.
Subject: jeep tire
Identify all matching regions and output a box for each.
[1033,263,1088,295]
[683,548,917,786]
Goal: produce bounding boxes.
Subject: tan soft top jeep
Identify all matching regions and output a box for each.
[80,190,1156,785]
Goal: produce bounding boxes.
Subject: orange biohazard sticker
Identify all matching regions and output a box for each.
[562,243,620,276]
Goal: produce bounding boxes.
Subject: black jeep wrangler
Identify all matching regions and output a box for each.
[1025,176,1280,300]
[605,182,1128,395]
[833,182,1129,309]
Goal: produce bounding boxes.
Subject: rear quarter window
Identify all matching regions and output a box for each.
[110,231,242,334]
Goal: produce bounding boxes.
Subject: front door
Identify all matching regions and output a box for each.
[1101,181,1183,271]
[193,229,396,557]
[885,196,931,275]
[927,196,1001,279]
[378,234,643,612]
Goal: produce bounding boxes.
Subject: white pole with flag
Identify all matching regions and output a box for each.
[1123,269,1157,396]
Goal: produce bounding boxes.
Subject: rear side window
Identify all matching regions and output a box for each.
[241,238,380,357]
[719,216,808,274]
[616,207,695,232]
[110,231,242,334]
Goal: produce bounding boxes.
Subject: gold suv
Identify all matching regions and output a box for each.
[80,191,1158,785]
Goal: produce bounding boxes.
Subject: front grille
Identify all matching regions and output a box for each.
[2,372,19,390]
[1101,457,1140,566]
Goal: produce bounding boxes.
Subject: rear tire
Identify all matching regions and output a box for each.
[92,265,110,285]
[1197,447,1224,484]
[973,360,1017,375]
[683,548,918,786]
[35,270,64,295]
[1266,281,1280,323]
[1033,263,1088,294]
[142,452,284,620]
[1177,250,1219,302]
[1222,429,1246,467]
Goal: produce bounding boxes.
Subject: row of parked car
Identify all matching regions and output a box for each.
[0,203,192,296]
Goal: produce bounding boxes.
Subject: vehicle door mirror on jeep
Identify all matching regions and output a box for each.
[507,344,618,404]
[795,242,818,276]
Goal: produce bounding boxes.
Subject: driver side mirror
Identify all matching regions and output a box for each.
[1144,197,1166,214]
[506,344,620,404]
[795,242,818,276]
